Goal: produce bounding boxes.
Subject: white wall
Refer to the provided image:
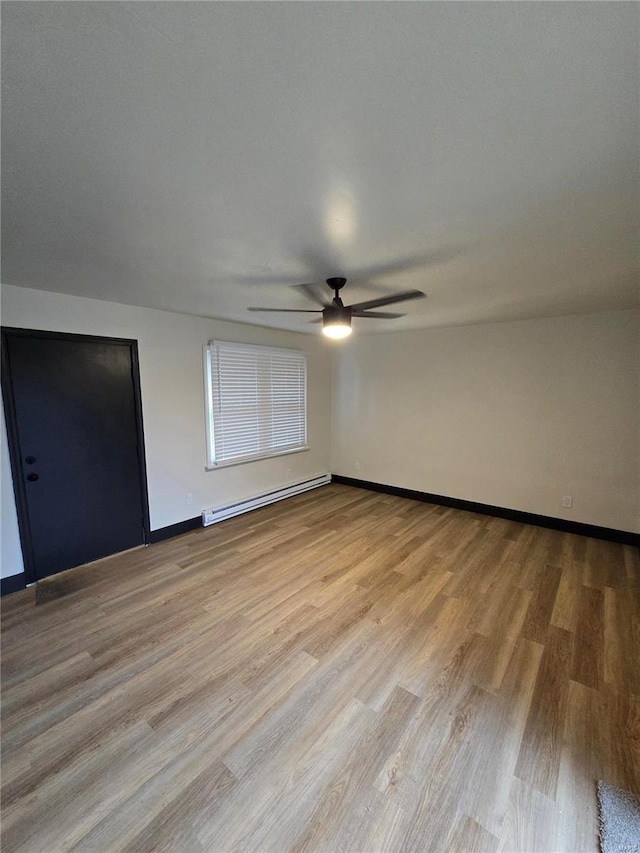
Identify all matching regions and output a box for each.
[332,309,639,533]
[3,287,637,581]
[1,405,24,578]
[1,284,332,578]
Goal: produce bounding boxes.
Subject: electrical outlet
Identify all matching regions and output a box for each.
[561,495,573,508]
[354,460,361,471]
[186,493,193,505]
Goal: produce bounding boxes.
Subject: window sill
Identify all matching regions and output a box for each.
[205,446,309,472]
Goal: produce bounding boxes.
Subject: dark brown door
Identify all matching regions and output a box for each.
[2,329,149,581]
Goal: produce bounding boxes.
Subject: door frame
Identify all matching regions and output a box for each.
[1,327,151,584]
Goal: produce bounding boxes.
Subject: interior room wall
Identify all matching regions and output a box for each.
[332,308,639,533]
[0,283,333,579]
[1,404,24,579]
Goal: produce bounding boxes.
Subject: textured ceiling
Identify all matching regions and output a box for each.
[2,1,638,334]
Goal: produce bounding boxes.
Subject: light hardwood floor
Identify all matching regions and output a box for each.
[1,484,638,852]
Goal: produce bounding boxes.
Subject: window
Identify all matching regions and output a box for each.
[204,341,307,468]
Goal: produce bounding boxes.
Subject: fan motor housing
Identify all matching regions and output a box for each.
[322,304,352,327]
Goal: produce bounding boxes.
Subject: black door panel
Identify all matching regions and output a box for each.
[2,331,148,580]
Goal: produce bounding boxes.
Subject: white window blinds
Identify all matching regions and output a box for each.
[205,341,307,468]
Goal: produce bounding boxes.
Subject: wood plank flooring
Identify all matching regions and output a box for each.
[1,484,638,852]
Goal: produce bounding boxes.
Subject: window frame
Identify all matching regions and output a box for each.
[203,340,308,471]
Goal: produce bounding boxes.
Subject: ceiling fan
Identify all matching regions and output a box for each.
[248,278,426,339]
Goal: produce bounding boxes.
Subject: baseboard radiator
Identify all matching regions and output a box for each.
[201,474,331,527]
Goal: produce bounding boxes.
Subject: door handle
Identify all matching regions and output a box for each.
[26,473,39,482]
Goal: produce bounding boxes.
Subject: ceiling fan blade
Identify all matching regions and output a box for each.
[247,307,322,313]
[291,282,331,307]
[347,290,426,312]
[351,310,405,319]
[216,274,302,286]
[350,248,462,280]
[308,317,323,324]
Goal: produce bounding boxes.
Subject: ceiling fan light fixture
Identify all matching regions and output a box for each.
[322,322,352,339]
[247,277,425,339]
[322,305,352,339]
